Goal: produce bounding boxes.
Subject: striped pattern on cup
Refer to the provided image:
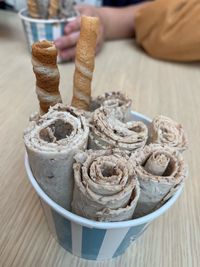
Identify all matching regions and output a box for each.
[21,19,65,50]
[40,200,149,260]
[19,9,76,51]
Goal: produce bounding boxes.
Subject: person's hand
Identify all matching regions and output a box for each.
[55,4,105,61]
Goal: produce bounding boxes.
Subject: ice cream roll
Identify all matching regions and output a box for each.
[72,150,140,221]
[149,115,188,152]
[90,91,132,122]
[60,0,75,18]
[24,104,89,210]
[132,144,188,217]
[36,0,49,18]
[88,107,148,153]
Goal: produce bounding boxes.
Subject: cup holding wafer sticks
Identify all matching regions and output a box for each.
[19,1,77,59]
[24,110,188,260]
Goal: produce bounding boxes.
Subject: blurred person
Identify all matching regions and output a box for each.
[55,1,148,61]
[56,0,200,62]
[2,0,198,62]
[0,0,26,10]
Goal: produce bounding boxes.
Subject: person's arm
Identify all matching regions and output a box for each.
[55,3,147,61]
[97,5,139,40]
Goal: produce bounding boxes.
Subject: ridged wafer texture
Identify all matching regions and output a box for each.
[71,16,100,110]
[31,40,62,114]
[48,0,59,18]
[27,0,39,18]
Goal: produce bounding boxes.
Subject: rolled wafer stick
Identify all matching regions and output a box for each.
[27,0,39,18]
[31,40,62,114]
[71,16,100,110]
[48,0,59,18]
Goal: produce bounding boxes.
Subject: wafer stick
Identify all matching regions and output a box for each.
[31,40,62,114]
[27,0,39,18]
[48,0,59,18]
[71,16,100,110]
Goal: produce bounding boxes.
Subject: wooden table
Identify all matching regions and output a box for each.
[0,10,199,267]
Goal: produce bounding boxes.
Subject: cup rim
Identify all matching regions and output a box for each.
[19,8,77,24]
[24,111,184,229]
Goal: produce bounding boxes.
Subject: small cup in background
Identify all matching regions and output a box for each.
[19,8,77,61]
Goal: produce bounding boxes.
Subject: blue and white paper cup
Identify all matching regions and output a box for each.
[19,9,76,54]
[24,112,183,260]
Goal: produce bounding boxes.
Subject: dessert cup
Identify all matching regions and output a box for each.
[19,8,77,61]
[24,111,184,260]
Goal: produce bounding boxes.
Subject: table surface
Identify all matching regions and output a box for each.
[0,10,199,267]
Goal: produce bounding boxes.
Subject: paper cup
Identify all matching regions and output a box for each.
[24,111,183,260]
[19,8,77,60]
